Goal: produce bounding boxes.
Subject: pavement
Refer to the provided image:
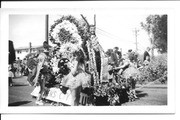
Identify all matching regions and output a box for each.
[8,76,167,106]
[9,76,36,106]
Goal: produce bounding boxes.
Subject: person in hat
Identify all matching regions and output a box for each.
[8,64,14,86]
[110,47,120,67]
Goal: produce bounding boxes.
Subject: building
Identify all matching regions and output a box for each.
[15,45,44,60]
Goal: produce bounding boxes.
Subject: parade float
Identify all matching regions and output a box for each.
[30,15,139,106]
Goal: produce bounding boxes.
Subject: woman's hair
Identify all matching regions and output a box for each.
[58,58,71,76]
[43,41,48,45]
[73,50,85,64]
[43,41,49,50]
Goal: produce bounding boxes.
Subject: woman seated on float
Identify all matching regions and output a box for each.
[60,52,91,106]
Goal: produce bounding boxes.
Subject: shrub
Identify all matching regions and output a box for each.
[138,53,167,84]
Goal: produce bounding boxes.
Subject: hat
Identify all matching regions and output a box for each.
[114,47,119,50]
[128,49,132,52]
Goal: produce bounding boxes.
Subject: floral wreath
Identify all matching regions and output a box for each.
[49,15,89,60]
[50,20,82,46]
[49,15,89,44]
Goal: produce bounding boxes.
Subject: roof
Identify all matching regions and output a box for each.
[15,45,44,51]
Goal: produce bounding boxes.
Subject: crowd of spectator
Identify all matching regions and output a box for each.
[8,57,29,86]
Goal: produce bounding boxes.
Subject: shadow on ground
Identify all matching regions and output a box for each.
[136,90,148,98]
[8,101,32,106]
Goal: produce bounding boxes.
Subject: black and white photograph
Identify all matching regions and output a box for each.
[0,1,177,114]
[8,13,168,106]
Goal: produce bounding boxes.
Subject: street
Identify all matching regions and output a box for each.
[8,76,167,106]
[122,84,167,106]
[8,76,36,106]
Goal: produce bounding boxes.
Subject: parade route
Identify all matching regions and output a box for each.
[8,76,167,106]
[122,84,167,106]
[8,76,36,106]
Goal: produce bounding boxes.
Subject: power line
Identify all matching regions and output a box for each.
[97,31,133,44]
[96,27,148,52]
[96,28,134,43]
[97,28,123,39]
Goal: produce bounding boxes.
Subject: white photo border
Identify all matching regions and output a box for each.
[0,1,177,114]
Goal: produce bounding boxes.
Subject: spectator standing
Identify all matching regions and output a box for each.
[111,47,120,67]
[8,64,14,86]
[143,47,151,62]
[106,49,113,82]
[33,41,50,105]
[117,49,122,60]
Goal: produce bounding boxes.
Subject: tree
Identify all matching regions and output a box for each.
[141,15,167,54]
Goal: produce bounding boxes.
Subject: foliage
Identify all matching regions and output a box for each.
[141,15,167,53]
[138,53,167,84]
[94,82,126,105]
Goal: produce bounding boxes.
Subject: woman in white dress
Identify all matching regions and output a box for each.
[60,52,91,106]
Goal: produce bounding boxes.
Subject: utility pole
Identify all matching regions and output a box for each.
[29,42,32,53]
[133,28,139,52]
[45,14,49,44]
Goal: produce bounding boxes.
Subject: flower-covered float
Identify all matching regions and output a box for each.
[30,15,140,106]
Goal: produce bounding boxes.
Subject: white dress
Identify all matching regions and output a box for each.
[9,71,14,78]
[8,65,14,78]
[61,62,91,89]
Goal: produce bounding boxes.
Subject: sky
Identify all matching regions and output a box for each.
[9,15,46,48]
[9,11,151,54]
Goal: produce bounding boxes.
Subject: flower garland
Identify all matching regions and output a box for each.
[99,46,105,83]
[89,35,105,84]
[86,40,99,86]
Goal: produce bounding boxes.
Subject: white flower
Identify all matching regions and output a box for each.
[51,20,82,45]
[58,42,81,60]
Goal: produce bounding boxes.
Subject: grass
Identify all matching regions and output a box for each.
[122,86,167,106]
